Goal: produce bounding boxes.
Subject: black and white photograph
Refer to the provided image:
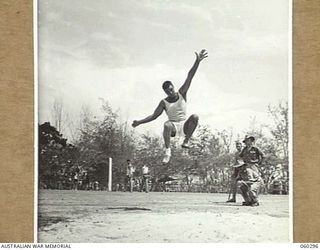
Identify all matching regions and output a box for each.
[37,0,291,243]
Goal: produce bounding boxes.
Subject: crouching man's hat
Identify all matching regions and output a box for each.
[242,135,255,143]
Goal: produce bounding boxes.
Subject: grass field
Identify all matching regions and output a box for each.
[38,190,289,243]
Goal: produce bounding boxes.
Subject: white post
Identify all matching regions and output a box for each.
[108,157,112,191]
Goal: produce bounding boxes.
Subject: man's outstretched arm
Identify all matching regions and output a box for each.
[132,101,165,127]
[179,49,208,100]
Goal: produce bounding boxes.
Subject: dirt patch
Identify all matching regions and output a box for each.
[106,207,151,211]
[38,215,73,230]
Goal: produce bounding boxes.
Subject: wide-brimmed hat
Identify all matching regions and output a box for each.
[233,159,246,168]
[242,135,255,143]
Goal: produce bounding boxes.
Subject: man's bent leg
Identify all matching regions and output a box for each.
[240,182,251,205]
[248,182,261,205]
[163,121,176,164]
[163,121,176,148]
[182,114,199,148]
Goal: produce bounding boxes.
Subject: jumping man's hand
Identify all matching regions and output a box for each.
[195,49,208,62]
[132,120,140,128]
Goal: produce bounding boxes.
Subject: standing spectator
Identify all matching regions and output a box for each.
[141,164,150,193]
[126,159,135,192]
[93,181,99,191]
[82,172,89,190]
[267,164,284,194]
[67,174,72,190]
[259,166,268,194]
[73,172,79,190]
[227,141,243,202]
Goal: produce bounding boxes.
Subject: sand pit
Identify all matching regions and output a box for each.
[38,190,289,243]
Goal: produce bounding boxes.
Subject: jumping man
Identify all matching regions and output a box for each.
[132,49,208,164]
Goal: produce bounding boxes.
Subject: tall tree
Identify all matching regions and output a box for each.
[51,99,64,133]
[74,100,137,188]
[268,101,289,162]
[39,122,78,188]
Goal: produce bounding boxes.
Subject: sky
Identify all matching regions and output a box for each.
[38,0,290,140]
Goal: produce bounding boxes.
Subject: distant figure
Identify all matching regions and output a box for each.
[73,172,79,190]
[266,165,275,190]
[93,181,99,191]
[82,172,89,190]
[268,164,284,194]
[141,164,150,193]
[126,159,135,192]
[115,183,120,191]
[239,135,264,174]
[236,161,263,206]
[132,49,208,164]
[227,141,243,202]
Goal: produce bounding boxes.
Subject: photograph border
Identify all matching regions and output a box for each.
[0,0,319,243]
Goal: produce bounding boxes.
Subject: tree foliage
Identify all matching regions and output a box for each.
[39,100,290,192]
[39,122,78,188]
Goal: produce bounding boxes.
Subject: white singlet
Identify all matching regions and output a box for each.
[162,92,187,122]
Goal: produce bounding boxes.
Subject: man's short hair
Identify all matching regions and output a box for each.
[162,81,173,90]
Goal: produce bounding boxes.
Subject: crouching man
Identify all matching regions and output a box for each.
[235,160,263,206]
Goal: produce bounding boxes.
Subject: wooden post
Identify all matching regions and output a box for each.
[108,157,112,191]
